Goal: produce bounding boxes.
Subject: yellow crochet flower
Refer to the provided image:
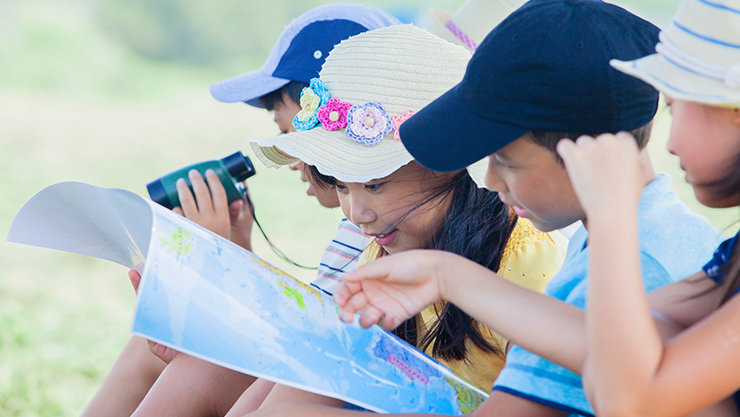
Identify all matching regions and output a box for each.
[296,88,321,122]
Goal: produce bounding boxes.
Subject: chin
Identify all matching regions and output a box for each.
[694,189,740,209]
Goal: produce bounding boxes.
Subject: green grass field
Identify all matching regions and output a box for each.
[2,0,738,415]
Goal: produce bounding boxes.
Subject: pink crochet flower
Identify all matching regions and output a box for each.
[317,98,353,131]
[391,110,416,141]
[346,102,392,146]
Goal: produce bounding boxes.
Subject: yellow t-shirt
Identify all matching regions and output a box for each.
[361,218,566,391]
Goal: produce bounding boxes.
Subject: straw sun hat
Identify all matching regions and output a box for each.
[425,0,526,51]
[250,24,479,184]
[611,0,740,107]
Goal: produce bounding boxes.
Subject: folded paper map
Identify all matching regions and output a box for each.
[8,182,489,414]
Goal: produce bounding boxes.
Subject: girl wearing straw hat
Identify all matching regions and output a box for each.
[555,0,740,415]
[240,24,566,414]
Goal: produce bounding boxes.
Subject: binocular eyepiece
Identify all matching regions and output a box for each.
[147,151,256,210]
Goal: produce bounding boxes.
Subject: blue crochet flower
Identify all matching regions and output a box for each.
[293,78,331,131]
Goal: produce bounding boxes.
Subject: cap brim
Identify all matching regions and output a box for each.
[611,55,740,107]
[210,70,292,107]
[250,129,414,184]
[399,86,528,172]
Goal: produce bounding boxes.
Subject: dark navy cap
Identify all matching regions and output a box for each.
[400,0,660,172]
[210,4,400,108]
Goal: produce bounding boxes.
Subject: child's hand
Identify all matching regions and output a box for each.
[127,268,182,364]
[556,133,643,218]
[227,185,254,251]
[334,250,448,329]
[174,169,233,240]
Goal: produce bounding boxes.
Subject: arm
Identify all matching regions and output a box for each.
[558,133,740,417]
[336,250,587,374]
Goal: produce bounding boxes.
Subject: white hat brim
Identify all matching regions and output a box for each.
[251,129,414,183]
[611,55,740,107]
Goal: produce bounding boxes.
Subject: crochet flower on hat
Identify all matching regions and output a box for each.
[346,102,392,146]
[293,78,330,130]
[391,110,416,141]
[317,98,353,131]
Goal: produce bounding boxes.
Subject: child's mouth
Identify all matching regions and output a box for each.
[374,229,398,247]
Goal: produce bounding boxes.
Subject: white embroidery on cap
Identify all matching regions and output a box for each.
[313,50,322,59]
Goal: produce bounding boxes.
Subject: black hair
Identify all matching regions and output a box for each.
[307,164,516,361]
[530,122,654,164]
[258,80,308,110]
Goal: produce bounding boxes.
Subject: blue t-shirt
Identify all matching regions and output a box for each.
[703,231,739,296]
[493,174,724,416]
[702,231,740,411]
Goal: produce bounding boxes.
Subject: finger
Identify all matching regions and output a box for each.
[176,178,198,219]
[380,313,401,331]
[128,269,141,293]
[342,259,392,282]
[228,199,244,219]
[359,305,385,328]
[172,207,184,217]
[340,291,372,320]
[189,170,213,214]
[205,169,228,215]
[333,281,361,306]
[555,138,579,163]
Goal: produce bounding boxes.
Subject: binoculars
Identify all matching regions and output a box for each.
[147,151,256,210]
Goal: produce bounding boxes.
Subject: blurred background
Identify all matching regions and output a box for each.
[1,0,736,415]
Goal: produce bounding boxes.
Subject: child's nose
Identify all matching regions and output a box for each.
[484,164,507,192]
[347,198,377,226]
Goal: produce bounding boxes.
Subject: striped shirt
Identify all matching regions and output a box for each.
[311,219,370,295]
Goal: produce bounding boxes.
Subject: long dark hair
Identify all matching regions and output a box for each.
[308,164,516,361]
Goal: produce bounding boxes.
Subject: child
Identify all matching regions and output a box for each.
[243,24,566,414]
[82,5,397,417]
[557,0,740,415]
[311,1,725,417]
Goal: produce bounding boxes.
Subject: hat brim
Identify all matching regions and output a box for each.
[210,70,292,107]
[611,55,740,107]
[250,129,415,184]
[399,86,528,173]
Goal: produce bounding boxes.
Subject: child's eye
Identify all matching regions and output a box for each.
[364,182,385,192]
[333,184,347,192]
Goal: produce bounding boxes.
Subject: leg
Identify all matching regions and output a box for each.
[224,378,276,417]
[259,384,344,410]
[132,353,256,417]
[81,336,166,417]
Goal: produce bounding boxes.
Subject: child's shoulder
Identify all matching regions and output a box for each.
[498,218,568,293]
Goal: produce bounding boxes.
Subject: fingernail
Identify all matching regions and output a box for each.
[176,178,186,186]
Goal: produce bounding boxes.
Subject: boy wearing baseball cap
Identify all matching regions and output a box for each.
[319,1,723,416]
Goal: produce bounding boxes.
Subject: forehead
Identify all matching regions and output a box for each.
[494,134,551,162]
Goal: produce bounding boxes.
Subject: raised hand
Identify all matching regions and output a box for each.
[334,250,450,329]
[556,133,644,218]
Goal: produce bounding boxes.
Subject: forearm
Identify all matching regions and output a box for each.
[585,209,663,415]
[437,252,587,373]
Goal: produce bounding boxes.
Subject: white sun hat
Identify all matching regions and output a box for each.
[250,24,476,184]
[611,0,740,107]
[425,0,526,51]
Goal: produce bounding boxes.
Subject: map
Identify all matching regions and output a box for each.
[8,182,489,414]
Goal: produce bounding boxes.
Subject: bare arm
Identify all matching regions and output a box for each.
[558,133,740,417]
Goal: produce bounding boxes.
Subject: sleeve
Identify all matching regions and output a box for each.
[702,233,739,284]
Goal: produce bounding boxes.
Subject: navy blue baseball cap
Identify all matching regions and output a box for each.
[210,4,400,108]
[399,0,660,172]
